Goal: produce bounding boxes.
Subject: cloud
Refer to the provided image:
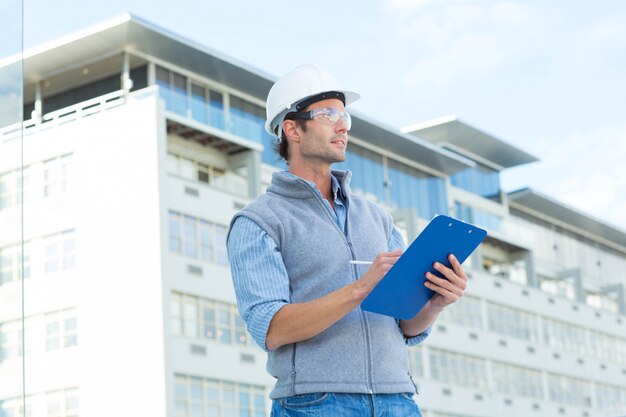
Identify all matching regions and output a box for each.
[402,34,501,86]
[384,0,435,10]
[380,1,536,87]
[491,2,529,23]
[533,124,626,230]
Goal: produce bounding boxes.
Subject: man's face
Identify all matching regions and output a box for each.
[297,98,349,165]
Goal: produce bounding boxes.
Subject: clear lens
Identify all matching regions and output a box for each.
[310,108,351,129]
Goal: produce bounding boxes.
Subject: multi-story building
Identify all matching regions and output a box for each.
[1,14,624,417]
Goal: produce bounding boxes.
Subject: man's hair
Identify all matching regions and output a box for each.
[274,113,307,163]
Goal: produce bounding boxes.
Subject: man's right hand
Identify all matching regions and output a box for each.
[265,249,403,351]
[353,249,404,302]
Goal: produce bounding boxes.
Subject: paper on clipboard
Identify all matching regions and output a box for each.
[360,215,487,320]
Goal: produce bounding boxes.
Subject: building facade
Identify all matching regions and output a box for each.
[1,14,625,417]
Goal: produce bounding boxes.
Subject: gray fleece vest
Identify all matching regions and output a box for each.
[230,170,417,399]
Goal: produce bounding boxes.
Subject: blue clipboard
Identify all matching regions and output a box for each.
[361,215,487,320]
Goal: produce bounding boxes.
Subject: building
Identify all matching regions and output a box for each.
[1,14,625,417]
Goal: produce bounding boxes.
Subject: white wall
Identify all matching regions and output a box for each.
[72,93,168,417]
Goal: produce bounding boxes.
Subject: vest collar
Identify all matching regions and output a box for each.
[268,169,353,199]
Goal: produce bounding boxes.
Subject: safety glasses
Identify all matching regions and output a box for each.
[294,108,352,130]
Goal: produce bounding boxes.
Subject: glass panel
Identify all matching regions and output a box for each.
[451,163,501,199]
[171,72,188,116]
[335,144,386,203]
[209,91,225,129]
[191,84,208,124]
[386,158,447,218]
[0,2,24,410]
[214,225,228,266]
[230,95,265,143]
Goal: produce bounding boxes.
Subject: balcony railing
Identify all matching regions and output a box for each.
[0,87,157,143]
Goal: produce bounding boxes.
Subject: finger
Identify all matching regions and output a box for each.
[424,280,459,303]
[448,254,467,280]
[425,272,464,297]
[432,262,467,290]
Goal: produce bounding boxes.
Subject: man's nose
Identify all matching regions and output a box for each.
[335,116,349,133]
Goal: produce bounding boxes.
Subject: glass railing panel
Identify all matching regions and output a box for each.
[0,0,24,414]
[229,112,264,144]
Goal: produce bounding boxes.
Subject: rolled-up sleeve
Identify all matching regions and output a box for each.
[227,216,289,351]
[388,225,431,346]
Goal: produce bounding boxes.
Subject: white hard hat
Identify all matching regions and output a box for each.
[265,64,360,138]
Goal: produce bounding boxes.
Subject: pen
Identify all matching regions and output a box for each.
[349,260,372,265]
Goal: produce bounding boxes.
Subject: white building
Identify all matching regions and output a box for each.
[1,14,625,417]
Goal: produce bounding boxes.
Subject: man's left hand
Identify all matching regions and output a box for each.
[424,254,467,309]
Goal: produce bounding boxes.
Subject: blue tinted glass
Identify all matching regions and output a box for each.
[451,165,500,198]
[210,98,225,130]
[191,85,208,124]
[230,97,265,144]
[387,161,447,218]
[335,145,385,202]
[261,132,287,169]
[209,102,226,130]
[455,202,501,231]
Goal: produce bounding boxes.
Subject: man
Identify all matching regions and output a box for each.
[227,64,467,416]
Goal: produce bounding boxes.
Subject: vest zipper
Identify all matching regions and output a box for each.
[298,178,375,393]
[409,373,419,395]
[291,343,297,395]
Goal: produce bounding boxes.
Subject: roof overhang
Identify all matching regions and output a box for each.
[7,14,276,102]
[3,14,474,176]
[402,115,539,170]
[350,110,474,175]
[508,188,626,253]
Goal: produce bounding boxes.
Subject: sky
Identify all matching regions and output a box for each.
[17,0,626,230]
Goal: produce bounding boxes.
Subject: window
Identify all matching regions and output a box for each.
[455,202,502,231]
[46,388,79,417]
[386,158,447,219]
[438,295,482,329]
[190,83,225,129]
[481,255,527,284]
[588,329,626,366]
[538,274,576,300]
[171,292,253,348]
[43,155,71,197]
[0,321,19,361]
[0,395,32,417]
[169,211,229,266]
[595,382,626,413]
[166,152,247,197]
[487,302,538,342]
[45,310,78,351]
[492,361,543,399]
[156,66,188,116]
[542,318,587,357]
[0,170,19,209]
[174,374,266,417]
[335,144,386,203]
[451,163,501,199]
[0,166,35,209]
[1,156,71,210]
[407,345,423,377]
[43,230,76,274]
[428,348,488,389]
[586,291,619,314]
[430,413,489,417]
[547,373,591,408]
[230,95,265,144]
[0,243,31,285]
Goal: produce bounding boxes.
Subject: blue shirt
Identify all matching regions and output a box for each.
[228,172,430,351]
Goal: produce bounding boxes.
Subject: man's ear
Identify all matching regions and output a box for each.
[282,120,301,143]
